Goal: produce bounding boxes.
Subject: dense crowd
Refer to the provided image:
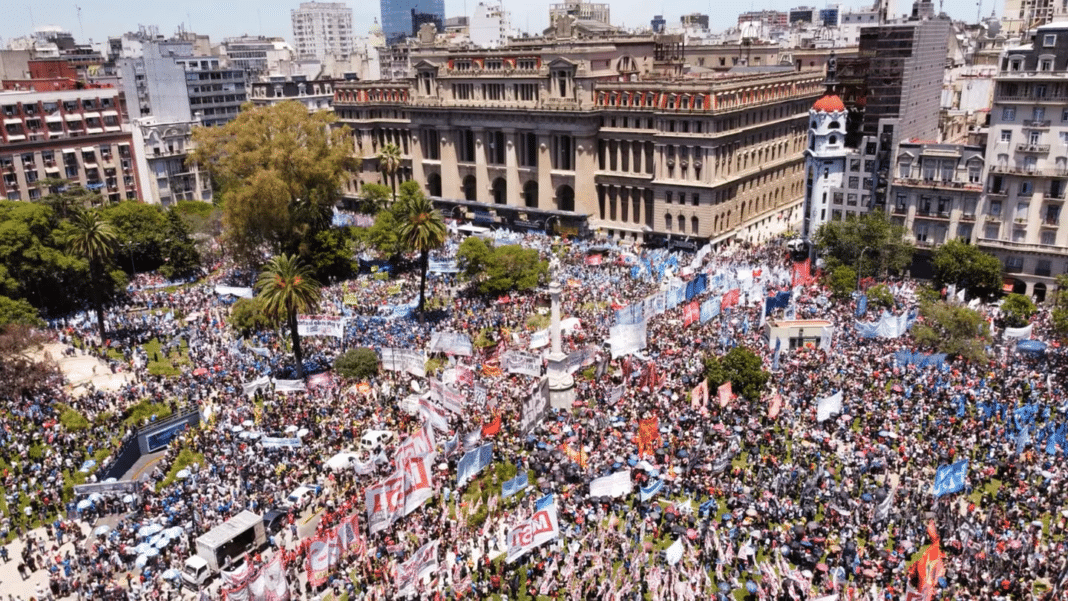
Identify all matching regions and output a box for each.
[3,227,1067,601]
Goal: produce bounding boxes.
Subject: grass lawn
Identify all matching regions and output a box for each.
[143,337,190,377]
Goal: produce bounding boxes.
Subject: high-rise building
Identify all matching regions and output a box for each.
[470,1,513,48]
[291,2,354,60]
[979,22,1068,300]
[380,0,445,45]
[548,1,611,25]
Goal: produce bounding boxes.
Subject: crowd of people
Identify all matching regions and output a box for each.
[3,226,1067,601]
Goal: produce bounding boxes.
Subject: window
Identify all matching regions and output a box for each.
[848,177,860,189]
[915,223,929,242]
[458,129,476,162]
[1041,231,1056,245]
[1041,59,1054,71]
[1005,256,1024,272]
[1037,259,1053,276]
[1012,228,1026,242]
[1016,202,1030,220]
[985,224,1000,238]
[421,128,440,160]
[896,194,907,211]
[1020,181,1034,195]
[665,191,673,204]
[956,224,972,240]
[551,135,573,170]
[1002,107,1016,121]
[1001,130,1012,142]
[1044,34,1057,47]
[898,160,911,178]
[454,83,474,100]
[847,193,858,206]
[990,200,1002,216]
[664,213,672,231]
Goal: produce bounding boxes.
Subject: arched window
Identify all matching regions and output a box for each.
[523,181,538,208]
[691,216,699,234]
[677,215,686,233]
[664,213,673,231]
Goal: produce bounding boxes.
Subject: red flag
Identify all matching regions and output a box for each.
[481,411,501,437]
[637,416,660,457]
[721,289,740,309]
[561,442,588,468]
[791,259,814,287]
[683,301,700,326]
[585,254,603,266]
[767,392,783,419]
[718,382,733,408]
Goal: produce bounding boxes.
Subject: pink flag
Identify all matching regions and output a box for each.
[718,382,733,408]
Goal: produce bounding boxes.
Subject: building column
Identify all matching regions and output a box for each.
[505,129,520,207]
[538,132,553,208]
[410,131,425,193]
[575,135,596,216]
[439,127,460,199]
[473,128,490,204]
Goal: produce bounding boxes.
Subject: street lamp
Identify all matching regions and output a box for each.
[854,245,871,290]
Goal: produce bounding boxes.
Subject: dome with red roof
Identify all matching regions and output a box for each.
[812,94,846,113]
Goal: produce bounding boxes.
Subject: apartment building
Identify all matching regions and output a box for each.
[332,30,822,246]
[889,141,984,248]
[250,76,339,112]
[291,2,354,61]
[980,22,1068,300]
[0,88,140,203]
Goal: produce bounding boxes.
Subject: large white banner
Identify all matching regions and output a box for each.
[817,390,844,422]
[607,320,647,359]
[215,285,254,298]
[1004,323,1033,340]
[502,351,542,377]
[273,379,306,394]
[395,426,436,470]
[428,331,473,356]
[381,348,427,378]
[588,470,633,498]
[418,398,450,432]
[401,453,435,516]
[242,375,271,397]
[248,552,290,601]
[505,504,560,563]
[395,540,440,594]
[297,315,346,338]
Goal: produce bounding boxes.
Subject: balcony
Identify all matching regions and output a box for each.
[990,164,1068,177]
[1026,119,1052,128]
[1042,217,1060,227]
[892,177,982,191]
[1016,143,1050,153]
[960,213,976,221]
[893,206,907,215]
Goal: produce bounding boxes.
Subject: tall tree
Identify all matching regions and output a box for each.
[189,101,356,267]
[911,300,990,363]
[704,346,769,405]
[815,212,914,278]
[396,182,446,313]
[255,254,321,379]
[1052,275,1068,341]
[931,239,1002,300]
[65,210,117,340]
[377,143,402,203]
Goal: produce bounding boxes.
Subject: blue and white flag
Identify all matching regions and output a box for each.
[772,337,782,372]
[664,538,684,566]
[639,479,664,503]
[933,459,968,497]
[856,293,868,317]
[502,473,529,499]
[816,390,843,422]
[535,493,554,511]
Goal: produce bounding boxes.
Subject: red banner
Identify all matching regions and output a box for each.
[585,254,603,266]
[791,258,815,287]
[683,301,700,326]
[718,382,733,408]
[721,289,740,309]
[481,412,502,437]
[637,416,660,457]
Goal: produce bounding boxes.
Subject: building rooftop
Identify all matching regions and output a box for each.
[812,93,845,112]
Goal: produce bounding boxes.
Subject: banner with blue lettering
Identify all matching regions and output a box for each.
[933,459,968,497]
[639,479,664,502]
[535,493,554,511]
[457,442,494,487]
[700,298,721,324]
[501,473,529,499]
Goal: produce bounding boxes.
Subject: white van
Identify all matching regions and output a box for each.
[360,430,395,453]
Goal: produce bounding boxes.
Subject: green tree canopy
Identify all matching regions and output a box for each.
[255,254,321,378]
[0,324,59,401]
[357,183,392,214]
[228,296,277,338]
[189,101,356,267]
[825,265,857,300]
[911,300,990,363]
[1000,293,1037,328]
[1051,275,1068,341]
[334,347,380,380]
[704,346,769,405]
[365,209,402,258]
[160,207,202,279]
[457,237,548,296]
[0,296,43,328]
[931,239,1002,300]
[866,284,895,309]
[815,212,914,278]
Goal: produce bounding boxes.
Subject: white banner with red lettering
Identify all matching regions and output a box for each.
[297,315,345,338]
[395,426,436,471]
[304,534,339,587]
[394,540,440,594]
[401,453,435,516]
[505,504,561,563]
[247,552,290,601]
[366,472,406,534]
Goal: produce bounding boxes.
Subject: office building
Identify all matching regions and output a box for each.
[291,2,354,60]
[332,25,822,247]
[0,88,140,203]
[889,141,984,249]
[470,1,513,48]
[380,0,445,44]
[979,22,1068,300]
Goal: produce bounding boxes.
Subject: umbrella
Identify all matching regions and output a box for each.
[242,420,254,427]
[231,425,244,433]
[175,469,191,480]
[133,543,154,555]
[193,367,209,376]
[93,525,111,536]
[746,582,758,593]
[89,492,103,502]
[135,555,149,569]
[164,526,185,538]
[162,569,181,580]
[154,536,171,549]
[76,499,92,511]
[285,425,299,433]
[296,428,310,438]
[138,523,163,538]
[122,494,134,503]
[817,563,829,572]
[143,546,160,557]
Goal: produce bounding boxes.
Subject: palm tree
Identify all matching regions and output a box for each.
[66,210,117,340]
[397,192,446,314]
[377,143,402,203]
[256,254,321,379]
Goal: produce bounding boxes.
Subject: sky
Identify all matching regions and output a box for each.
[0,0,1003,48]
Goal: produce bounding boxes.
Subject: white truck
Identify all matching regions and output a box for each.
[181,510,266,590]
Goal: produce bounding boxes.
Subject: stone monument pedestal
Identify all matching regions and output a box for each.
[546,354,575,410]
